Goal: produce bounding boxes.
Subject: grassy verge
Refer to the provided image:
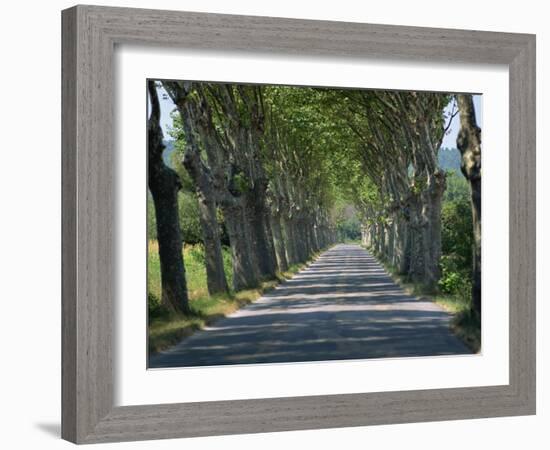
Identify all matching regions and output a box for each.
[147,240,314,355]
[342,239,362,245]
[365,247,481,353]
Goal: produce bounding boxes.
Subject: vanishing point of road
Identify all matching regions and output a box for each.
[149,244,471,368]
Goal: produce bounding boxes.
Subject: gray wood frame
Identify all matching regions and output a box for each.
[62,4,536,444]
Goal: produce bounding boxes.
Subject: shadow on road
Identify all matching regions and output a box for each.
[149,244,472,368]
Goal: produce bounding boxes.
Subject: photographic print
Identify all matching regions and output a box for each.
[146,80,481,369]
[61,8,536,441]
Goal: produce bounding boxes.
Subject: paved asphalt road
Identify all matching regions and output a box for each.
[149,244,471,368]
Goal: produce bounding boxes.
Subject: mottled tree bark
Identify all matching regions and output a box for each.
[245,187,278,279]
[182,153,230,296]
[311,217,320,253]
[303,220,314,257]
[369,224,377,251]
[297,217,310,262]
[420,172,446,292]
[223,204,260,291]
[147,81,190,314]
[361,225,369,247]
[281,215,298,265]
[164,81,230,297]
[387,220,395,264]
[270,213,289,272]
[196,194,230,295]
[407,197,425,283]
[378,222,385,257]
[457,94,482,317]
[394,216,410,275]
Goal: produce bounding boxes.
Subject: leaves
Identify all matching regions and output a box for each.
[161,81,453,233]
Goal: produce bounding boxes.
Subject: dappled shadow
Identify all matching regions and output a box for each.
[149,244,471,368]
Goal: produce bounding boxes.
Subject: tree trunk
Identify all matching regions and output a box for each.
[470,177,482,315]
[361,224,368,246]
[378,222,385,257]
[304,220,314,257]
[407,199,425,284]
[387,220,395,265]
[311,217,320,252]
[369,224,377,251]
[282,215,298,265]
[196,195,230,295]
[420,172,446,292]
[223,204,260,291]
[147,81,189,314]
[173,91,230,297]
[150,184,190,313]
[457,94,482,317]
[300,218,312,260]
[244,190,278,279]
[271,214,289,272]
[394,216,410,275]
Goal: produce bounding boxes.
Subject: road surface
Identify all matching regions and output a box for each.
[149,244,471,368]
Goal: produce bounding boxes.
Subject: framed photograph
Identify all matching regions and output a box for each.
[62,5,536,444]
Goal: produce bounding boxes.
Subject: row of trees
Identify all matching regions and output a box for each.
[333,91,450,291]
[147,81,340,313]
[333,91,481,315]
[148,81,481,317]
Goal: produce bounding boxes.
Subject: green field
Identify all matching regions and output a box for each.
[147,240,309,354]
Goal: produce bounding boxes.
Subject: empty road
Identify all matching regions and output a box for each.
[149,244,471,368]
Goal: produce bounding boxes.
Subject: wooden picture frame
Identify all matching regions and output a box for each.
[61,5,536,444]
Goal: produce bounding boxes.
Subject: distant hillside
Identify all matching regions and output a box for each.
[162,140,176,167]
[438,147,463,177]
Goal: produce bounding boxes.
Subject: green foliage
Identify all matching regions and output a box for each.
[148,114,202,243]
[439,255,472,295]
[177,191,202,244]
[147,242,232,308]
[439,172,473,305]
[151,83,479,353]
[187,243,206,266]
[162,140,176,167]
[148,190,203,244]
[333,201,362,241]
[148,293,170,321]
[232,171,251,194]
[441,172,473,275]
[411,174,428,195]
[374,245,478,352]
[167,111,187,156]
[452,309,481,352]
[147,240,305,354]
[438,147,464,176]
[438,263,462,294]
[444,170,471,202]
[168,135,196,192]
[336,217,361,241]
[147,192,157,240]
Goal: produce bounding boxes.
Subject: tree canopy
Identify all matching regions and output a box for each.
[147,80,481,318]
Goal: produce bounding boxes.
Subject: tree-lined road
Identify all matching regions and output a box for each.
[149,244,471,368]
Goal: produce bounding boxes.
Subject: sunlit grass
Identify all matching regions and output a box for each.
[365,245,481,353]
[147,240,313,354]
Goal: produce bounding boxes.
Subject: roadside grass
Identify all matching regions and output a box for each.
[147,240,314,355]
[366,247,481,353]
[342,238,362,245]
